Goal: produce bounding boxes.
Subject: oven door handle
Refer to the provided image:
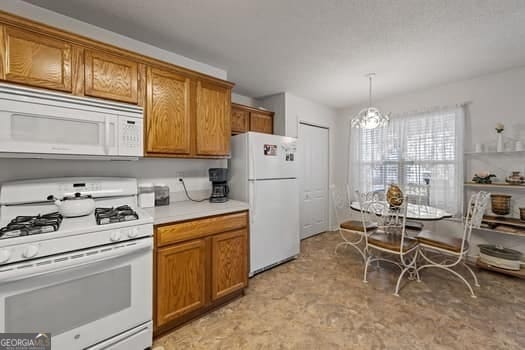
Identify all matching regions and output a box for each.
[0,238,152,284]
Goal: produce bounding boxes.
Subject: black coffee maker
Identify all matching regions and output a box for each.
[208,168,229,203]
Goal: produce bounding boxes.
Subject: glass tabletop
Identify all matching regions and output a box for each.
[350,201,452,221]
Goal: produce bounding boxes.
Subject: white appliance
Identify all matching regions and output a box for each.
[0,83,144,159]
[0,177,153,350]
[230,132,300,276]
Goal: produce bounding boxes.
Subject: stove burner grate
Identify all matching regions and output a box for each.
[0,212,63,239]
[94,205,139,225]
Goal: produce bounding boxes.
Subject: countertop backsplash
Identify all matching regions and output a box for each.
[0,158,225,204]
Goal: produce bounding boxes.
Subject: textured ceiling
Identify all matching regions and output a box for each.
[23,0,525,108]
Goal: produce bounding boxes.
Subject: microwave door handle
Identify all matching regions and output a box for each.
[104,117,110,154]
[0,239,152,284]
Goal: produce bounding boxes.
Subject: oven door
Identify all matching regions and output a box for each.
[0,237,152,350]
[0,98,119,156]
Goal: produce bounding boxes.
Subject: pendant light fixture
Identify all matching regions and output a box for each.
[351,73,390,129]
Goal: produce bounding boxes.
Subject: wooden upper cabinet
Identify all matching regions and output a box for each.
[250,111,273,134]
[156,239,207,327]
[146,67,191,155]
[195,80,231,156]
[231,103,274,135]
[231,106,249,134]
[211,229,248,301]
[0,26,72,92]
[84,49,138,103]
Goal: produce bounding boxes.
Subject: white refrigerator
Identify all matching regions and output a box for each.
[230,132,300,276]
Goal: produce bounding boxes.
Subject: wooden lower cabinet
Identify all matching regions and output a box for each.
[156,239,207,327]
[211,229,248,300]
[154,211,249,336]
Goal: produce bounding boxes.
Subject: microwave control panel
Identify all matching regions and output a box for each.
[118,117,143,156]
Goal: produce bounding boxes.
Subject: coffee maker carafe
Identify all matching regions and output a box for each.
[208,168,229,203]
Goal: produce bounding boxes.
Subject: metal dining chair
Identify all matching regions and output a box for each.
[331,185,377,263]
[359,193,420,296]
[415,191,490,298]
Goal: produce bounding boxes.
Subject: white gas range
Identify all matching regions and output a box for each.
[0,177,153,350]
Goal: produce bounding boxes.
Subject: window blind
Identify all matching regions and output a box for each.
[349,107,464,216]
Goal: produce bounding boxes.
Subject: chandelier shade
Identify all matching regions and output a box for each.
[351,74,390,129]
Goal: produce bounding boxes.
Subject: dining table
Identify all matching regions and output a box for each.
[349,201,453,221]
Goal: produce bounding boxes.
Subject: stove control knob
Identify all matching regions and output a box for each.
[0,250,10,264]
[128,228,139,238]
[23,245,39,259]
[110,231,122,242]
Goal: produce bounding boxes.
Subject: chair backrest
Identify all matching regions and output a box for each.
[462,191,490,248]
[405,183,430,206]
[357,190,410,254]
[330,184,349,227]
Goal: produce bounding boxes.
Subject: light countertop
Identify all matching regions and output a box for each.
[144,199,249,225]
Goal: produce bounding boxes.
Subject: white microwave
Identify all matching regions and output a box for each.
[0,84,144,159]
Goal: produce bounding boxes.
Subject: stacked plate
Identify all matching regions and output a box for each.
[479,244,523,270]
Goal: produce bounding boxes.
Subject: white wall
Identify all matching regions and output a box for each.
[336,66,525,257]
[257,93,286,136]
[260,93,339,230]
[0,157,227,200]
[232,93,258,107]
[0,0,226,79]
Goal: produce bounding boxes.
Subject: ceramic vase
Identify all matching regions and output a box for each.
[497,133,504,152]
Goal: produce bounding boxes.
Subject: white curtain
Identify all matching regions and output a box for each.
[348,106,464,217]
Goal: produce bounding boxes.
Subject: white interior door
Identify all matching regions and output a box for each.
[299,123,329,239]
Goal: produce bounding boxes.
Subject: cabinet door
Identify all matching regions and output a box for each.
[211,229,248,301]
[0,26,72,92]
[156,239,207,327]
[231,106,249,134]
[195,80,231,156]
[84,49,138,103]
[146,67,191,155]
[250,112,273,134]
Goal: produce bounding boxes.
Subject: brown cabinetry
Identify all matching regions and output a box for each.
[195,80,231,156]
[211,229,248,300]
[154,211,249,336]
[84,49,139,103]
[156,239,207,326]
[0,25,72,92]
[231,103,274,135]
[231,105,250,134]
[0,11,234,158]
[146,67,191,155]
[250,111,273,134]
[145,73,232,158]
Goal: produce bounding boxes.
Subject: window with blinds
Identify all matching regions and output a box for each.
[349,107,464,216]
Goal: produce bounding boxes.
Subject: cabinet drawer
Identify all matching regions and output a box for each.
[156,211,248,247]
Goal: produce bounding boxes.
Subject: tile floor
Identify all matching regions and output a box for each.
[154,231,525,350]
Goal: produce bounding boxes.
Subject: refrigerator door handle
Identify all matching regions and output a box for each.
[249,138,256,223]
